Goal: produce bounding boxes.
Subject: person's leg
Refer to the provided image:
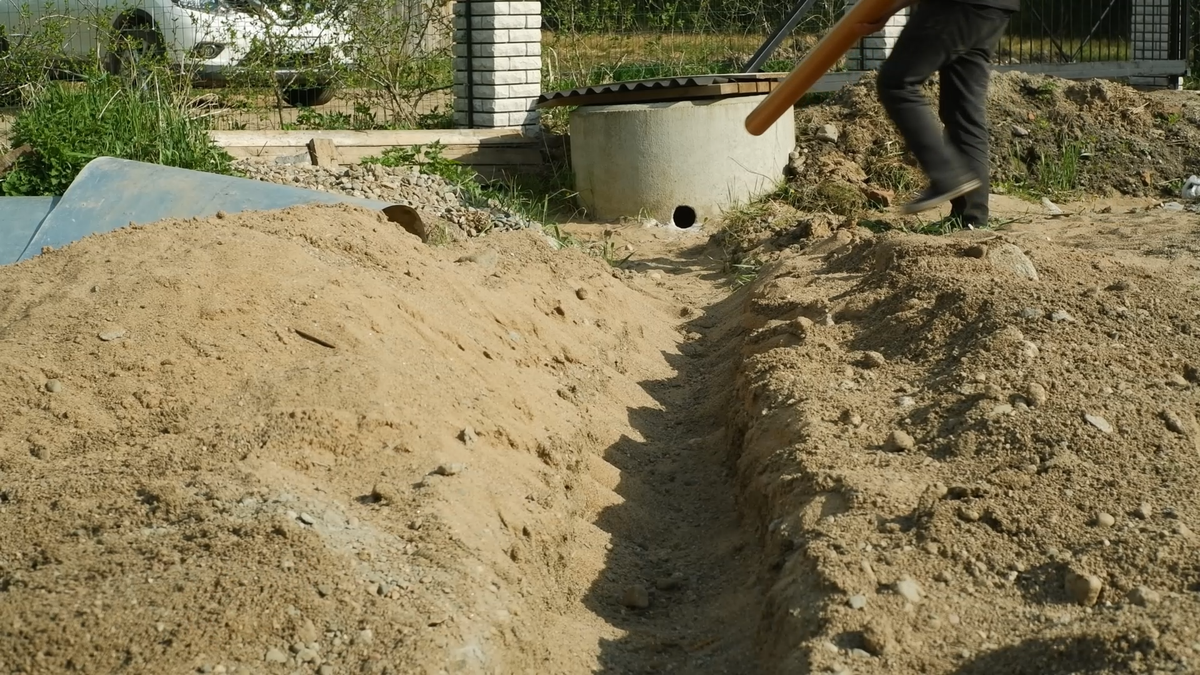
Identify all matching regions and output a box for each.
[877,0,975,205]
[939,7,1012,227]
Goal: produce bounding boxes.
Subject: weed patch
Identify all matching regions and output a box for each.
[2,76,233,196]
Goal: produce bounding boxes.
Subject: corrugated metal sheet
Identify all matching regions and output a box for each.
[537,73,786,107]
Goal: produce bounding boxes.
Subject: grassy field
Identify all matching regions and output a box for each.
[541,31,1136,93]
[542,30,820,92]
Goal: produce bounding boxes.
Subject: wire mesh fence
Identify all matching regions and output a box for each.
[542,0,842,94]
[543,0,1187,93]
[998,0,1133,65]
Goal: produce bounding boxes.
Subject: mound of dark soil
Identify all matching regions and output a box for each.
[791,71,1200,207]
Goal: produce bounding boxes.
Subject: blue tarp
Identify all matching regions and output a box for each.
[0,157,417,266]
[0,197,59,265]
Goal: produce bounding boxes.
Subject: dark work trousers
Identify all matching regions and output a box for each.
[877,0,1013,226]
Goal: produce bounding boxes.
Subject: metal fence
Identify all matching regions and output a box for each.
[543,0,1191,95]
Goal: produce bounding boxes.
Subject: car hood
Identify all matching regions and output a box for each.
[223,0,344,25]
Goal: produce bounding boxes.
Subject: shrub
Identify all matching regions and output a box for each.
[2,76,234,196]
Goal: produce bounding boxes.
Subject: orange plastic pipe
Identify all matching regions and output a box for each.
[745,0,897,136]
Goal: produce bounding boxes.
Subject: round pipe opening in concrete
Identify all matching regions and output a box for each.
[672,205,697,229]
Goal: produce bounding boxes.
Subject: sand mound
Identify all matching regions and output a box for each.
[0,204,686,674]
[791,71,1200,209]
[729,225,1200,673]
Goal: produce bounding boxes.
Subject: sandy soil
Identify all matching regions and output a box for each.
[3,84,1200,675]
[0,204,761,674]
[724,197,1200,675]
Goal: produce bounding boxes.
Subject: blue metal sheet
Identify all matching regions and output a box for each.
[0,197,59,265]
[18,157,406,262]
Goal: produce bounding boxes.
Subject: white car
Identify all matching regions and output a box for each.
[0,0,353,106]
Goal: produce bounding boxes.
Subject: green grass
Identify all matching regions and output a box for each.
[997,138,1088,199]
[2,75,234,196]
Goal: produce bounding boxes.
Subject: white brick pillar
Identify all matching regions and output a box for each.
[452,1,543,133]
[1130,0,1179,88]
[843,0,908,71]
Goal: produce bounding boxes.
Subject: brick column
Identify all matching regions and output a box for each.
[452,1,542,133]
[1130,0,1179,88]
[843,0,908,71]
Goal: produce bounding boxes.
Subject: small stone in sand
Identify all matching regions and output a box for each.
[895,578,923,604]
[620,585,650,609]
[861,351,887,368]
[1065,572,1103,607]
[435,463,465,476]
[884,430,915,452]
[1128,586,1160,607]
[1084,414,1113,434]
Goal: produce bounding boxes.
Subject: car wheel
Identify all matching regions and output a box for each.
[282,87,336,108]
[108,24,165,88]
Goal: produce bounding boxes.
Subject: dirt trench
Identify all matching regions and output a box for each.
[562,226,766,675]
[7,194,1198,675]
[0,206,769,675]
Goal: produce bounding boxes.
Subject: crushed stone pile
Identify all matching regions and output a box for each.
[0,204,681,674]
[728,222,1200,674]
[234,159,538,238]
[791,71,1200,210]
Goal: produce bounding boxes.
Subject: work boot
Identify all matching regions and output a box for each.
[901,177,983,215]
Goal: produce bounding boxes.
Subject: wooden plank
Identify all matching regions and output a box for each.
[225,144,542,166]
[0,144,32,176]
[209,128,533,149]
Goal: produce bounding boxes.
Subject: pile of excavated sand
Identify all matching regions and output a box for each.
[234,160,538,239]
[0,204,685,674]
[727,220,1200,674]
[791,71,1200,209]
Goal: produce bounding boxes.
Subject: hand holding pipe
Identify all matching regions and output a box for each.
[744,0,910,136]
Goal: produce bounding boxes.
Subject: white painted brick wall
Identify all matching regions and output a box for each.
[453,29,543,44]
[843,0,907,71]
[453,1,540,16]
[452,1,542,132]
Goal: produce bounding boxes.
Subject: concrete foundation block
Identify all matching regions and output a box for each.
[569,95,794,226]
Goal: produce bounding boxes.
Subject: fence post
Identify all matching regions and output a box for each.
[1130,0,1181,88]
[452,1,543,134]
[842,0,908,72]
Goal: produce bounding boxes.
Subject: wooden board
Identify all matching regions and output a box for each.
[222,144,543,167]
[209,129,530,149]
[209,129,544,173]
[745,0,895,135]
